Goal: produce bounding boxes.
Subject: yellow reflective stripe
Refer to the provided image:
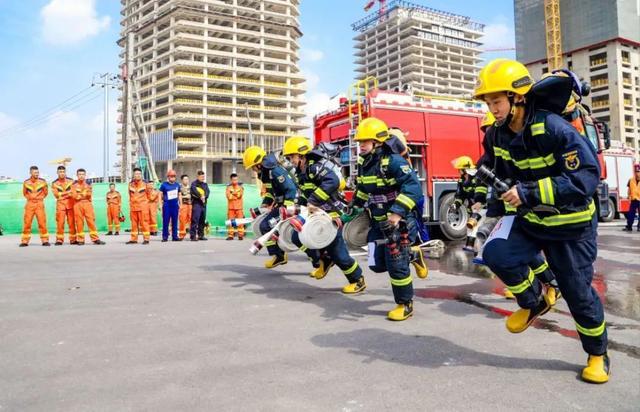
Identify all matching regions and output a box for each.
[494,147,512,161]
[328,211,340,218]
[504,201,517,212]
[385,178,396,185]
[357,157,364,165]
[538,177,555,205]
[283,200,294,206]
[313,188,330,201]
[373,214,387,221]
[264,193,275,199]
[356,191,369,201]
[575,321,605,337]
[531,261,549,275]
[358,176,377,184]
[523,201,595,226]
[390,275,412,287]
[395,194,415,210]
[302,183,316,190]
[343,261,358,275]
[381,158,390,166]
[264,183,273,188]
[513,153,556,170]
[530,122,545,136]
[264,240,276,246]
[300,245,308,252]
[475,186,488,194]
[506,268,535,294]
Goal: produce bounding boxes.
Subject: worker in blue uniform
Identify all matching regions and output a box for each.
[243,146,298,268]
[350,117,428,321]
[159,169,181,242]
[475,58,609,383]
[282,135,366,294]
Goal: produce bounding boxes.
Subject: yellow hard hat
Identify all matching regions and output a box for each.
[480,112,496,132]
[283,135,312,156]
[452,156,475,170]
[474,58,534,100]
[354,117,389,142]
[243,146,266,169]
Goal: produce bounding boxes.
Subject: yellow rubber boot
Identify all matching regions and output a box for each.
[506,295,551,333]
[342,277,366,294]
[504,288,515,299]
[311,258,334,280]
[581,354,610,384]
[544,283,562,306]
[387,302,413,321]
[265,253,288,269]
[411,247,429,279]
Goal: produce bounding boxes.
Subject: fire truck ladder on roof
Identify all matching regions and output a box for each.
[347,76,378,186]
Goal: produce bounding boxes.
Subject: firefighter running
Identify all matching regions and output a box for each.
[350,117,427,321]
[282,135,366,294]
[242,146,298,268]
[474,58,609,383]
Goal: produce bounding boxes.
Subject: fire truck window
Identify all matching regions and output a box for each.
[585,124,599,151]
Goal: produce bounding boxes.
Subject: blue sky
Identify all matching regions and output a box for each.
[0,0,515,179]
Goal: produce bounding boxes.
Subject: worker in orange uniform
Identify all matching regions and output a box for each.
[147,182,160,236]
[71,168,105,245]
[225,172,245,240]
[623,164,640,232]
[178,174,192,240]
[20,165,50,247]
[127,167,151,245]
[106,183,122,235]
[51,165,76,245]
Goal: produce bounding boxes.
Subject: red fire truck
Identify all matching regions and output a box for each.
[314,83,615,239]
[602,146,636,221]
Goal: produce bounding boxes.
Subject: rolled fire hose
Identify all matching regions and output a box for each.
[277,218,302,252]
[299,212,338,249]
[251,213,268,238]
[342,212,370,249]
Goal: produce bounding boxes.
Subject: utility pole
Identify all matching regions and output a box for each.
[92,72,119,183]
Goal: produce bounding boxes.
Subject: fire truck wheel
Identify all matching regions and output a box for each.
[599,198,616,223]
[438,192,468,240]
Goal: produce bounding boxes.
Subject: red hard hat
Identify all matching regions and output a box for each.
[167,169,177,177]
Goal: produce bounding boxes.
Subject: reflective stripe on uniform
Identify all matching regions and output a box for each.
[264,240,276,246]
[283,200,294,206]
[356,191,369,201]
[523,200,596,227]
[530,122,545,136]
[506,268,535,294]
[390,275,412,287]
[538,177,555,205]
[494,147,556,170]
[475,186,488,194]
[313,188,330,201]
[343,261,359,275]
[357,176,377,184]
[395,194,415,210]
[531,261,549,275]
[373,214,387,221]
[576,321,606,337]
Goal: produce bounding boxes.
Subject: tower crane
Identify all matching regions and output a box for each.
[544,0,563,70]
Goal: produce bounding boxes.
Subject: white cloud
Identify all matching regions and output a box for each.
[302,69,321,90]
[41,0,110,46]
[0,112,19,132]
[482,20,515,51]
[301,48,325,62]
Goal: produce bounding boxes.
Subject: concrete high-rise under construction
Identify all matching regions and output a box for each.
[352,0,485,98]
[117,0,306,182]
[515,0,640,153]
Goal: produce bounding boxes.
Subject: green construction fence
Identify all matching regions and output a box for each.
[0,182,263,236]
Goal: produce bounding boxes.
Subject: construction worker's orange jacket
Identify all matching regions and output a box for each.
[72,180,93,202]
[629,177,640,201]
[129,180,150,211]
[23,177,48,202]
[226,183,244,210]
[52,177,75,209]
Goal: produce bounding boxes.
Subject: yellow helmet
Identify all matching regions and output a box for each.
[283,135,312,156]
[474,58,534,100]
[354,117,389,142]
[480,112,496,132]
[243,146,266,169]
[452,156,475,170]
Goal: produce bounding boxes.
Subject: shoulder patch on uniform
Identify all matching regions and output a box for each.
[277,175,285,183]
[400,165,411,174]
[562,150,580,171]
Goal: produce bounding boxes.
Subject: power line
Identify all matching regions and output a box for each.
[0,90,102,139]
[0,85,98,136]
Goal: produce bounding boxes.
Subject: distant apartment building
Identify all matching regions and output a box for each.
[515,0,640,153]
[352,0,485,98]
[118,0,306,182]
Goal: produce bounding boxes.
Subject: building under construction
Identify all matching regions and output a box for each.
[352,0,485,98]
[117,0,306,182]
[515,0,640,153]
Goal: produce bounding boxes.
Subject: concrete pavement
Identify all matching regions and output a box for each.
[0,224,638,411]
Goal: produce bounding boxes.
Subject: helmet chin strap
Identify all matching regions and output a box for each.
[495,92,525,128]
